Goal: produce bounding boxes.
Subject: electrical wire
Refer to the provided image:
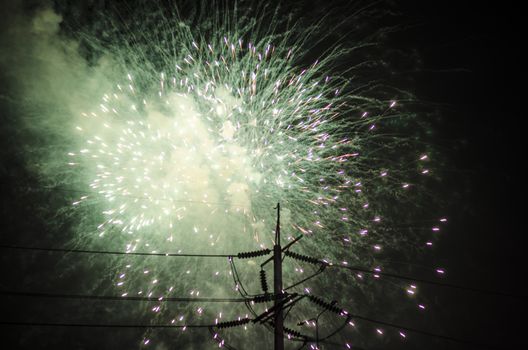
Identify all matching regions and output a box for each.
[284,264,326,292]
[0,227,510,348]
[0,321,215,328]
[327,264,527,299]
[344,312,500,349]
[0,290,248,303]
[0,243,234,258]
[3,242,522,299]
[282,248,525,299]
[298,292,500,349]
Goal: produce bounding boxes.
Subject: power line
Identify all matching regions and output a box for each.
[0,200,511,350]
[282,249,526,299]
[327,264,527,299]
[0,290,249,303]
[284,265,326,292]
[6,264,498,348]
[3,242,521,341]
[0,320,245,329]
[0,244,234,258]
[345,312,500,349]
[0,321,209,328]
[297,293,500,349]
[0,244,272,261]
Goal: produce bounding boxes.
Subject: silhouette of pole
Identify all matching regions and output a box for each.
[273,203,284,350]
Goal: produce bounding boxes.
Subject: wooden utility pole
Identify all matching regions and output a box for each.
[273,203,284,350]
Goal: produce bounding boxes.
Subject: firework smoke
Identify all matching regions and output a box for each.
[1,1,443,348]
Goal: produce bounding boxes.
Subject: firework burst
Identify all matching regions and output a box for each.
[22,1,443,348]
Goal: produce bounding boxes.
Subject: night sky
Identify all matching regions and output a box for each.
[0,1,525,349]
[390,2,525,348]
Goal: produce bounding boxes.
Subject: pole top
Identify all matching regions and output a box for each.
[274,203,280,244]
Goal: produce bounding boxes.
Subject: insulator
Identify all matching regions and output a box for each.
[284,327,304,338]
[284,250,321,265]
[237,248,271,259]
[307,295,342,314]
[216,318,251,329]
[260,269,269,293]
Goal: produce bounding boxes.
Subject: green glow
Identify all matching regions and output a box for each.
[21,2,440,348]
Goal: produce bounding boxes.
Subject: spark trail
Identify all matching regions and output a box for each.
[28,1,444,348]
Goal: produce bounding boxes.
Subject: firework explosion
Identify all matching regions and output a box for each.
[13,1,444,348]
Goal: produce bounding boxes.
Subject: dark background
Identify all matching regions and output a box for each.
[0,0,525,349]
[393,1,525,348]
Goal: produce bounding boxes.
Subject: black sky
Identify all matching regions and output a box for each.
[393,2,525,348]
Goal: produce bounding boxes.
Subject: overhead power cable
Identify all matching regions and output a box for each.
[0,243,259,259]
[282,249,525,299]
[0,319,250,329]
[298,293,500,349]
[327,264,526,299]
[4,241,521,298]
[345,312,500,349]
[0,290,249,303]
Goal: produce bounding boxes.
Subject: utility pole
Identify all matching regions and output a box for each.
[273,203,284,350]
